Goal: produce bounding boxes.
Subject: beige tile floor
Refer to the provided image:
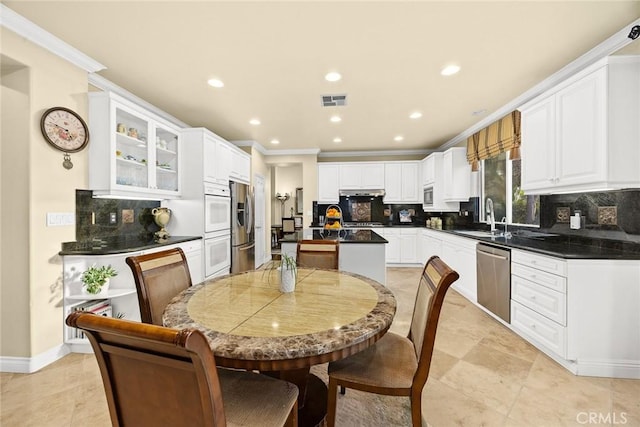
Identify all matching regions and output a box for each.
[1,267,638,427]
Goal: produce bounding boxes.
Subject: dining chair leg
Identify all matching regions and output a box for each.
[340,385,345,395]
[285,400,298,427]
[327,376,339,427]
[410,393,422,427]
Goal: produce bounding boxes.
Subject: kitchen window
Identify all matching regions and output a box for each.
[480,152,540,226]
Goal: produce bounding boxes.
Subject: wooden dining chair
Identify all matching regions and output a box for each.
[326,255,459,427]
[66,312,298,427]
[125,247,192,325]
[296,240,339,269]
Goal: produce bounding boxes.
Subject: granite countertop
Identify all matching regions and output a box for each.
[59,235,202,255]
[280,229,388,244]
[425,228,640,260]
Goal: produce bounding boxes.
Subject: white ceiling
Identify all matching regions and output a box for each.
[4,1,640,154]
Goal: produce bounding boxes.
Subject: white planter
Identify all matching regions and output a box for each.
[280,267,296,293]
[82,278,110,297]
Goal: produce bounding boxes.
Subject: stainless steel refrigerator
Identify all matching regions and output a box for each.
[230,181,255,273]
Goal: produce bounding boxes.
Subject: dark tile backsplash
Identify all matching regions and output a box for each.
[313,189,640,244]
[75,190,160,242]
[540,189,640,241]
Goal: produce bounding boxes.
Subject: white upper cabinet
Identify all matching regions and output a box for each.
[203,135,231,186]
[442,147,471,202]
[422,155,435,185]
[318,164,340,203]
[229,148,250,184]
[338,163,385,189]
[421,153,462,212]
[521,56,640,194]
[181,128,231,191]
[89,91,182,199]
[384,161,420,203]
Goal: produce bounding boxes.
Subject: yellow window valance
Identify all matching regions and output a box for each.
[467,110,521,170]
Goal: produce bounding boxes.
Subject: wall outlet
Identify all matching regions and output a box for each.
[109,212,117,224]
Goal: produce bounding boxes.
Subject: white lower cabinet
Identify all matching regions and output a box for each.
[510,249,640,378]
[381,228,419,264]
[62,239,203,353]
[439,233,477,302]
[511,250,568,359]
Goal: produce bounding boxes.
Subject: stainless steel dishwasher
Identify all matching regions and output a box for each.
[476,243,511,323]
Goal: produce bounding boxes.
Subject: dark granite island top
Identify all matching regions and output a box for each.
[59,235,202,255]
[280,229,388,244]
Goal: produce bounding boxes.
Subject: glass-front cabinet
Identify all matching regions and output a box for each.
[89,91,181,199]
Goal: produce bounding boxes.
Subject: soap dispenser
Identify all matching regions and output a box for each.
[570,211,581,230]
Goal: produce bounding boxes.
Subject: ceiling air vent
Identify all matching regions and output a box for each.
[322,94,347,107]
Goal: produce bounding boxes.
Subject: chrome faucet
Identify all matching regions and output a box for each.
[486,198,496,234]
[501,216,511,239]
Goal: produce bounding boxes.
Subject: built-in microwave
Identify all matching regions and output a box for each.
[423,186,434,207]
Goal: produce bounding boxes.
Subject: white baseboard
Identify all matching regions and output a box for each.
[576,358,640,380]
[0,344,70,373]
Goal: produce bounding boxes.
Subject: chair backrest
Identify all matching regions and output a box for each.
[296,240,339,269]
[282,218,296,233]
[409,256,459,391]
[126,247,192,325]
[66,311,226,427]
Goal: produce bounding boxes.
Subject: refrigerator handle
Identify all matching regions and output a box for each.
[239,242,255,251]
[246,187,254,234]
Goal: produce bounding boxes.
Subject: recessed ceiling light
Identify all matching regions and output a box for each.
[333,137,342,143]
[330,115,342,123]
[409,112,423,119]
[325,72,342,82]
[441,65,461,76]
[207,78,224,88]
[394,135,404,142]
[270,139,280,145]
[249,118,261,125]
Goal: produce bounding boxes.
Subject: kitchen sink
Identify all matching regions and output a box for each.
[453,230,496,237]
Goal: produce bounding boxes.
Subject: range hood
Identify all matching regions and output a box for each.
[339,189,386,197]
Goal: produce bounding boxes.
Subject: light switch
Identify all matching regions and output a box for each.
[46,212,75,227]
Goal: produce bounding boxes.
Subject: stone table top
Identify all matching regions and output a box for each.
[163,268,397,371]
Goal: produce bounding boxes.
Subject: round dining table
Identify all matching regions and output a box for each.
[163,267,396,427]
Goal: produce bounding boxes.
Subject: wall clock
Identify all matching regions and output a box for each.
[40,107,90,169]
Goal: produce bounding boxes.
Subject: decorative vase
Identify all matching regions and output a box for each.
[152,207,172,240]
[280,267,296,293]
[82,278,110,297]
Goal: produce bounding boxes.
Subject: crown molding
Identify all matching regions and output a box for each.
[0,4,105,73]
[318,149,431,158]
[439,18,640,151]
[232,140,320,156]
[89,74,190,128]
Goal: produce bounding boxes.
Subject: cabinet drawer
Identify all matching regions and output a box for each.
[512,275,566,325]
[511,300,566,358]
[512,250,567,277]
[512,263,566,293]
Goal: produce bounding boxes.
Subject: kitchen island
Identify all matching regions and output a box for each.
[280,229,388,285]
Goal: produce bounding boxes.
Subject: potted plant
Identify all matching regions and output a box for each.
[279,253,297,293]
[81,264,118,296]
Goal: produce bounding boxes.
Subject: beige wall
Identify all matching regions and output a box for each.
[1,28,89,357]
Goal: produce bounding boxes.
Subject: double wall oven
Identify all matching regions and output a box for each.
[204,184,231,278]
